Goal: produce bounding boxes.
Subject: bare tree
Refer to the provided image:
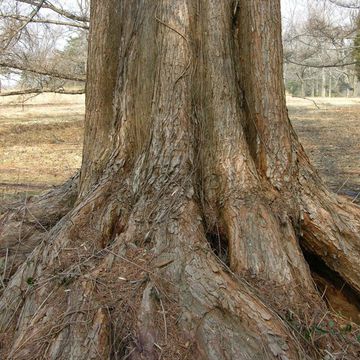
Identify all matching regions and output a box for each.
[0,0,89,95]
[1,1,360,359]
[283,0,359,96]
[328,0,360,9]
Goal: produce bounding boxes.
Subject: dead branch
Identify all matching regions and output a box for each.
[1,14,89,30]
[0,87,85,96]
[16,0,89,23]
[291,96,321,109]
[0,61,86,82]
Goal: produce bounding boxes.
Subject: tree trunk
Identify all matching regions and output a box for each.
[321,68,326,97]
[300,79,306,97]
[311,81,315,97]
[1,1,360,359]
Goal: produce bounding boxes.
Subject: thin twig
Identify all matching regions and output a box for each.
[292,96,321,109]
[2,0,46,51]
[351,191,360,203]
[157,287,168,344]
[16,0,89,22]
[336,177,349,194]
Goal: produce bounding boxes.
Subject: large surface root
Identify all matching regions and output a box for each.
[1,173,360,359]
[297,156,360,301]
[0,173,79,284]
[0,198,308,359]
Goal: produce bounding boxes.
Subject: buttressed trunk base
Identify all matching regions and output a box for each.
[1,1,360,359]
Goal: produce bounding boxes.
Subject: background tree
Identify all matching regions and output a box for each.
[283,0,359,97]
[354,14,360,79]
[1,1,360,359]
[0,0,89,95]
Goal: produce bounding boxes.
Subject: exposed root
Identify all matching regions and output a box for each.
[298,160,360,296]
[1,176,360,360]
[0,173,78,282]
[1,1,360,358]
[0,191,308,359]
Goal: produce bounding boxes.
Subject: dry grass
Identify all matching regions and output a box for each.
[0,93,359,206]
[288,97,360,201]
[0,93,84,202]
[286,96,360,108]
[1,94,359,198]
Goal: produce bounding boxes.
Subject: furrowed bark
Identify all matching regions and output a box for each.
[1,0,360,359]
[234,0,360,322]
[235,0,360,313]
[196,0,315,296]
[79,0,123,197]
[0,170,131,357]
[0,174,78,282]
[236,0,293,188]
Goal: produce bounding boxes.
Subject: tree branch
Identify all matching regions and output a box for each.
[14,0,45,32]
[2,0,45,51]
[0,88,85,96]
[285,58,357,69]
[16,0,89,22]
[291,96,321,109]
[0,61,86,82]
[1,14,89,29]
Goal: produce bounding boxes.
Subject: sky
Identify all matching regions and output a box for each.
[281,0,358,28]
[1,0,358,88]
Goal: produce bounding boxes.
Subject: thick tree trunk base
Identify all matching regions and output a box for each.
[1,1,360,359]
[0,168,359,359]
[0,173,78,284]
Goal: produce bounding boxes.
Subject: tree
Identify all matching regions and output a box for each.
[1,1,360,359]
[56,31,88,79]
[0,0,89,94]
[282,0,360,97]
[354,15,360,80]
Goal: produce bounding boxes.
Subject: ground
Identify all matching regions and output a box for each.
[0,93,84,203]
[0,94,359,204]
[0,94,360,358]
[287,96,360,202]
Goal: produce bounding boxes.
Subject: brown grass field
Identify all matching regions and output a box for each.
[0,94,359,204]
[287,96,360,202]
[0,93,84,202]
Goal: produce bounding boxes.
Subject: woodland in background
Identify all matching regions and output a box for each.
[1,0,360,97]
[0,0,88,95]
[0,1,360,360]
[283,0,360,97]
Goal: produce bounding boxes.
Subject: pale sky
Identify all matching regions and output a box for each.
[1,0,358,88]
[281,0,358,28]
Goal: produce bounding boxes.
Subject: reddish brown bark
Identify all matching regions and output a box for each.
[0,1,359,359]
